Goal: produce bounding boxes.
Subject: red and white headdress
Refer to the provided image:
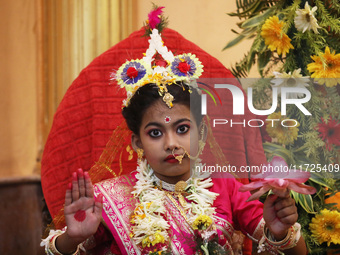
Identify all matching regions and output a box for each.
[112,6,204,108]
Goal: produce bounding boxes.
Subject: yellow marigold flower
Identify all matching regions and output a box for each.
[141,232,165,248]
[307,46,340,87]
[192,214,213,230]
[309,209,340,246]
[266,112,299,145]
[151,232,165,246]
[261,16,294,56]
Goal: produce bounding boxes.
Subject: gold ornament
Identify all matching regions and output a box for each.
[136,148,144,160]
[126,145,134,161]
[163,92,174,108]
[175,181,188,208]
[175,180,187,193]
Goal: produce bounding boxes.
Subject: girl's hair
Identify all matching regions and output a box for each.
[122,83,203,135]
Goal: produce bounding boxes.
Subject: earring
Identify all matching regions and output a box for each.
[126,145,134,161]
[137,148,144,161]
[200,125,205,140]
[198,140,206,154]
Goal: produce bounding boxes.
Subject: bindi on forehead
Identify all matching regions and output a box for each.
[164,116,171,123]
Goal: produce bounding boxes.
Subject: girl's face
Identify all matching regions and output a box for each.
[132,100,201,184]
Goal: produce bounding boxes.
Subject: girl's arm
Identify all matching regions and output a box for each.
[263,188,307,254]
[55,169,103,254]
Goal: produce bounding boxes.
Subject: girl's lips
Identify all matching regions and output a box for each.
[164,154,179,163]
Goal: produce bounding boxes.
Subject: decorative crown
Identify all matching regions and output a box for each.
[111,6,204,108]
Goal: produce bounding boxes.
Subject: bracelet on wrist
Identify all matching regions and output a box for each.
[257,223,301,255]
[41,229,80,255]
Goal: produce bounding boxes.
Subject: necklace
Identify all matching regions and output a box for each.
[130,159,219,252]
[153,173,192,192]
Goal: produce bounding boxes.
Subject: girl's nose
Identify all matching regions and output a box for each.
[164,132,180,152]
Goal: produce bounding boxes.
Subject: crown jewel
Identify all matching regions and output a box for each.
[111,6,204,108]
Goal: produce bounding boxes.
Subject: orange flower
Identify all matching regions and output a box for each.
[325,191,340,209]
[261,16,294,56]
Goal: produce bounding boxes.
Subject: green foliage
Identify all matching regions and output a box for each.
[229,0,277,19]
[229,53,254,78]
[226,1,340,252]
[315,0,340,34]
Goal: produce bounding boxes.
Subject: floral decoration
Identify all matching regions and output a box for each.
[261,16,294,56]
[266,112,299,145]
[317,117,340,151]
[112,6,203,108]
[239,156,316,202]
[309,209,340,246]
[307,46,340,87]
[169,53,204,81]
[130,159,223,254]
[294,2,320,34]
[115,59,151,90]
[225,0,340,253]
[271,68,310,99]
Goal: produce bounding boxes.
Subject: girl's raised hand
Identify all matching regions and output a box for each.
[63,168,103,244]
[263,188,298,241]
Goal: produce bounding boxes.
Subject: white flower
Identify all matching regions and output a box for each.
[294,2,320,34]
[271,68,310,99]
[152,66,167,75]
[40,228,66,247]
[143,29,174,67]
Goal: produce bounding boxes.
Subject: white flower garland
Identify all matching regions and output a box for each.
[130,160,219,250]
[142,29,174,67]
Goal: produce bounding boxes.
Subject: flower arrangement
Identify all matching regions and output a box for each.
[225,0,340,253]
[130,160,225,254]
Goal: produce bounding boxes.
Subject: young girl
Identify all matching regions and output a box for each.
[43,81,307,255]
[41,7,307,255]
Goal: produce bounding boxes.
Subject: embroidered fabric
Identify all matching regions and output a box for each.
[93,172,237,255]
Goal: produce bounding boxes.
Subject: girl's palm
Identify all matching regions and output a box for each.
[64,169,103,243]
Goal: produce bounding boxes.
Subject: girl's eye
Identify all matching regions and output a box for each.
[177,125,189,134]
[148,129,162,138]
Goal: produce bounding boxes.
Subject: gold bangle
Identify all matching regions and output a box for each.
[264,225,292,246]
[258,223,301,254]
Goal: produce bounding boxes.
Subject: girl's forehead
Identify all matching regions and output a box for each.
[142,102,191,123]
